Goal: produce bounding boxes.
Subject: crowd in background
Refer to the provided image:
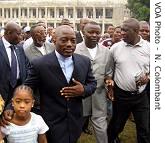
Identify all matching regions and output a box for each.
[0,17,150,143]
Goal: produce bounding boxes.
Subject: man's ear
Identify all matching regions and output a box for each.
[134,28,139,34]
[52,35,56,44]
[32,100,35,107]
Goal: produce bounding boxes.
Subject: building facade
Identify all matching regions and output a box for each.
[0,0,130,31]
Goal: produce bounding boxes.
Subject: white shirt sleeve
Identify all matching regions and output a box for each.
[37,115,49,134]
[1,126,10,136]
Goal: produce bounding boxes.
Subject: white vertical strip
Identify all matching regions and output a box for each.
[150,0,165,142]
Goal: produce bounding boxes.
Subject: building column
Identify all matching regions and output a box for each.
[10,8,12,18]
[36,8,38,18]
[47,8,50,18]
[14,8,16,18]
[93,7,96,19]
[19,8,21,23]
[45,7,47,18]
[103,7,105,34]
[6,9,9,18]
[2,8,4,19]
[54,7,56,19]
[64,7,67,18]
[2,22,5,27]
[54,7,56,27]
[39,8,41,18]
[73,6,76,28]
[103,7,105,19]
[102,21,105,34]
[83,7,86,18]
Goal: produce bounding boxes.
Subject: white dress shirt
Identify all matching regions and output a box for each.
[2,37,20,79]
[55,50,74,83]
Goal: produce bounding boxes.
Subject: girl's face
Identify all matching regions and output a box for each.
[12,90,34,119]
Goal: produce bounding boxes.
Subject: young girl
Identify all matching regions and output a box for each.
[0,85,49,143]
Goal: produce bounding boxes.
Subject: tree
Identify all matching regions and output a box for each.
[127,0,150,22]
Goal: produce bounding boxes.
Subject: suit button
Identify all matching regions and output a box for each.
[67,98,70,101]
[67,108,70,112]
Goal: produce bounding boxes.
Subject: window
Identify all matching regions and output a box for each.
[12,8,19,18]
[77,8,83,18]
[21,8,27,18]
[41,8,45,18]
[49,8,54,18]
[30,8,36,18]
[4,8,10,18]
[68,8,73,18]
[96,8,103,18]
[59,8,64,18]
[86,8,93,18]
[105,8,113,19]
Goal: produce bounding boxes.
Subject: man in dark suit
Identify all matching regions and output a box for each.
[0,21,29,106]
[76,18,91,44]
[24,25,97,143]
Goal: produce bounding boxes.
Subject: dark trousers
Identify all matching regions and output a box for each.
[107,85,150,143]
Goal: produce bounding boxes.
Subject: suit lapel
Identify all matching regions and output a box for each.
[93,44,100,61]
[31,43,43,57]
[50,52,68,84]
[70,54,81,83]
[0,39,10,66]
[79,42,93,60]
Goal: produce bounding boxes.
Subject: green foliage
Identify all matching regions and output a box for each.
[77,119,136,143]
[127,0,150,21]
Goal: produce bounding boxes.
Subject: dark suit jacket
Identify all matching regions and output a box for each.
[0,38,29,104]
[24,51,97,143]
[76,31,83,44]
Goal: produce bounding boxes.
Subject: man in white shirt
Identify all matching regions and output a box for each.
[106,18,150,143]
[24,25,54,62]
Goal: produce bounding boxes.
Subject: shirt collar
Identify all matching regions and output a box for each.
[2,36,11,49]
[124,36,144,47]
[55,50,73,62]
[80,31,84,37]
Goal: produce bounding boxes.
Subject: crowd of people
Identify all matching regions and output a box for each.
[0,17,150,143]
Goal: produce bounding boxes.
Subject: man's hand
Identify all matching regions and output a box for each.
[0,110,14,127]
[136,73,150,86]
[105,79,114,101]
[60,78,84,98]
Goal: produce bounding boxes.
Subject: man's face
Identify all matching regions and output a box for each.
[113,27,122,42]
[84,23,101,48]
[139,24,150,41]
[107,25,115,37]
[33,26,46,47]
[9,27,22,45]
[55,29,76,57]
[121,23,136,45]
